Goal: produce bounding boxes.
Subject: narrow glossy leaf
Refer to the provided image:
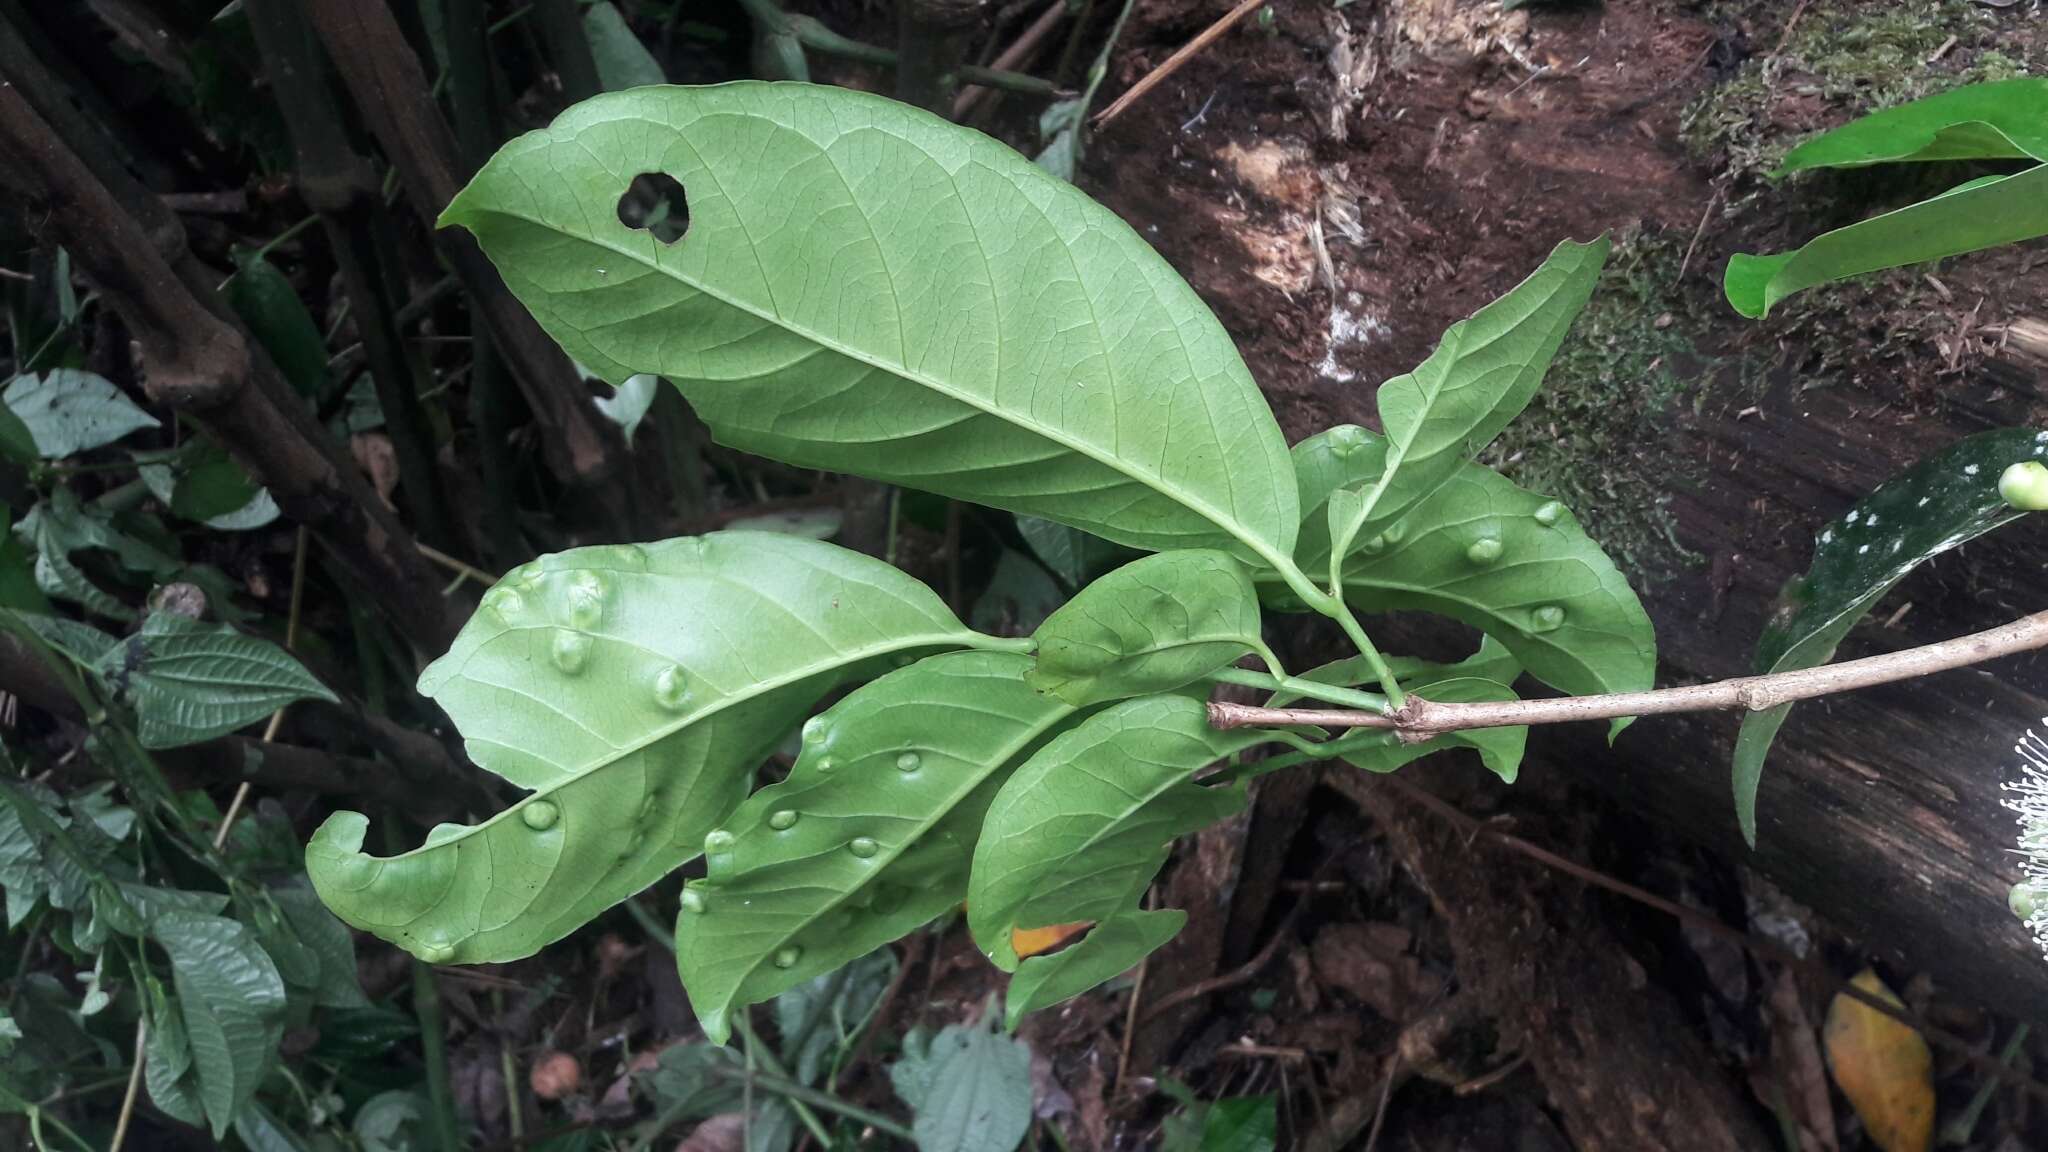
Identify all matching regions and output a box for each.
[96,612,336,748]
[968,694,1259,972]
[2,370,159,458]
[308,532,990,965]
[1014,516,1133,589]
[1296,639,1527,782]
[1003,907,1184,1028]
[1027,551,1265,706]
[1328,236,1607,561]
[583,2,665,90]
[1285,426,1654,708]
[440,82,1300,564]
[1726,164,2048,318]
[905,1018,1033,1152]
[151,910,288,1137]
[1778,78,2048,172]
[223,251,327,399]
[674,651,1075,1043]
[1734,427,2043,844]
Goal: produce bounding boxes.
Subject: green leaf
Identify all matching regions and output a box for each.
[0,399,36,466]
[1287,426,1655,711]
[1,370,160,459]
[1296,639,1527,782]
[137,443,279,531]
[1162,1092,1276,1152]
[1733,426,2044,845]
[144,982,206,1128]
[308,532,992,965]
[271,886,369,1008]
[1725,163,2048,318]
[968,694,1259,972]
[969,549,1065,635]
[898,1018,1032,1152]
[440,83,1300,566]
[773,947,897,1085]
[675,651,1074,1043]
[1326,236,1608,564]
[16,486,181,618]
[151,910,288,1137]
[583,2,665,90]
[1003,907,1183,1028]
[96,612,336,748]
[592,373,660,442]
[1027,551,1265,706]
[0,506,51,614]
[223,250,328,399]
[1014,516,1132,589]
[1777,78,2048,172]
[353,1090,429,1152]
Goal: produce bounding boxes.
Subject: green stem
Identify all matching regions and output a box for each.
[707,1061,917,1144]
[1209,667,1386,713]
[1257,553,1405,708]
[734,1016,835,1148]
[413,959,462,1150]
[1208,729,1402,785]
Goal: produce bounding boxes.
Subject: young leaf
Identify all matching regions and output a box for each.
[1725,164,2048,318]
[439,82,1300,565]
[1003,907,1184,1028]
[674,651,1076,1044]
[308,532,993,965]
[1326,236,1608,564]
[968,694,1260,972]
[151,911,289,1137]
[1,370,160,459]
[1027,551,1266,706]
[1286,426,1655,708]
[1733,427,2044,845]
[1777,77,2048,172]
[97,612,337,748]
[911,1017,1033,1152]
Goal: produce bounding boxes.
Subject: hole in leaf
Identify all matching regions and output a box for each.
[617,173,689,243]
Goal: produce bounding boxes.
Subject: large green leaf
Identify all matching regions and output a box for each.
[1003,907,1183,1028]
[1733,427,2044,845]
[967,694,1259,972]
[1325,237,1607,566]
[439,82,1300,566]
[1282,426,1654,708]
[1,370,159,459]
[308,532,992,965]
[1725,163,2048,318]
[96,612,336,748]
[151,911,288,1137]
[1027,550,1265,706]
[1777,78,2048,172]
[674,650,1075,1043]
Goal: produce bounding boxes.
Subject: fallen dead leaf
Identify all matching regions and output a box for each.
[1824,969,1933,1152]
[1013,921,1091,959]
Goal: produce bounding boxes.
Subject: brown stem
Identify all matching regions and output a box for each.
[1091,0,1266,127]
[0,77,462,651]
[1209,608,2048,736]
[302,0,631,535]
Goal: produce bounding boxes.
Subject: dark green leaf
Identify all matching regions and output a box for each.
[137,443,279,531]
[1725,164,2048,318]
[0,399,35,466]
[1027,551,1265,706]
[96,612,336,748]
[1161,1093,1276,1152]
[151,910,288,1136]
[968,694,1258,971]
[144,981,207,1128]
[272,886,368,1008]
[774,947,897,1085]
[309,533,994,965]
[675,651,1074,1043]
[223,251,328,398]
[969,550,1064,635]
[1014,516,1132,589]
[1,370,160,458]
[1003,908,1183,1028]
[1734,426,2045,844]
[440,83,1301,567]
[0,506,50,614]
[1777,78,2048,172]
[583,2,665,90]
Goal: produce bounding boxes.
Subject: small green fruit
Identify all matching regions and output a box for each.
[1999,461,2048,511]
[2012,881,2043,922]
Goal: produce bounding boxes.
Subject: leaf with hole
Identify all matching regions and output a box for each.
[1003,907,1184,1028]
[96,612,336,748]
[1325,236,1607,567]
[2,369,159,459]
[307,532,995,965]
[1777,77,2048,172]
[439,82,1300,567]
[674,651,1075,1043]
[968,694,1259,975]
[1733,426,2043,845]
[1027,550,1266,706]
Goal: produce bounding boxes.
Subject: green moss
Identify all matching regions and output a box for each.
[1481,229,1703,584]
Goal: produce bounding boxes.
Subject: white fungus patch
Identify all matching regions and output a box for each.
[1317,295,1391,382]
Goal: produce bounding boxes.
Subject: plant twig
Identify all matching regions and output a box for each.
[1210,607,2048,734]
[1138,877,1311,1025]
[1092,0,1265,127]
[105,1014,147,1152]
[953,1,1066,119]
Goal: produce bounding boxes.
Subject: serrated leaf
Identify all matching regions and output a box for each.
[1,370,159,458]
[1824,969,1933,1152]
[968,694,1259,973]
[911,1018,1033,1152]
[1027,551,1265,707]
[1726,164,2048,318]
[1014,516,1132,589]
[1286,426,1654,711]
[583,2,665,90]
[1327,236,1607,564]
[308,532,993,965]
[675,651,1074,1043]
[1004,907,1183,1028]
[222,250,328,398]
[1734,427,2043,845]
[151,910,288,1137]
[439,82,1300,566]
[96,612,336,748]
[1777,78,2048,172]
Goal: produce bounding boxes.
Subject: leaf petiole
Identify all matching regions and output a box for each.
[1207,667,1387,713]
